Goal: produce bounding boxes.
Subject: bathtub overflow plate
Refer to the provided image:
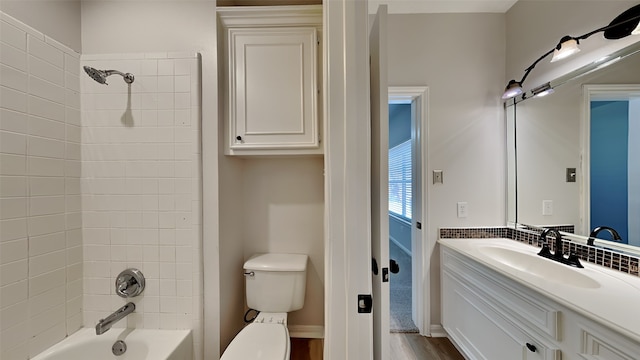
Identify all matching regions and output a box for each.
[112,340,127,356]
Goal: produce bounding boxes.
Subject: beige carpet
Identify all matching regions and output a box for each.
[390,241,418,333]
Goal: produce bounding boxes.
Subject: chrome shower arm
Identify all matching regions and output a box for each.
[105,70,135,84]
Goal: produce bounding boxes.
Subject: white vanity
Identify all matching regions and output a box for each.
[440,238,640,360]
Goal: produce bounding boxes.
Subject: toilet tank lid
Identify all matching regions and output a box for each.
[244,253,308,272]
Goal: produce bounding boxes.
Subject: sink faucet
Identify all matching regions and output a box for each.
[95,302,135,335]
[538,228,564,258]
[588,226,622,246]
[538,228,583,268]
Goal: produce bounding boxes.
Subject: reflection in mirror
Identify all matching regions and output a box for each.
[506,41,640,254]
[585,85,640,246]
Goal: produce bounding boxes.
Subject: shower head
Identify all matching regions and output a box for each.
[83,66,135,85]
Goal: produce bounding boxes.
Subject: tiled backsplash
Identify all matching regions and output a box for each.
[81,53,203,359]
[0,13,82,359]
[440,226,640,277]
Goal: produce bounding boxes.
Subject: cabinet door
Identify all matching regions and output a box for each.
[442,271,561,360]
[229,27,319,150]
[573,321,640,360]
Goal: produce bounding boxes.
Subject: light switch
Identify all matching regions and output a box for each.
[457,202,468,218]
[542,200,553,216]
[433,170,443,184]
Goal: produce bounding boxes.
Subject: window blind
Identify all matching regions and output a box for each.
[389,139,412,220]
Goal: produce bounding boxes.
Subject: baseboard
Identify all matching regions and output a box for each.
[289,325,324,339]
[429,324,447,338]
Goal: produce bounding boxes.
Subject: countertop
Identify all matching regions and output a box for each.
[439,237,640,344]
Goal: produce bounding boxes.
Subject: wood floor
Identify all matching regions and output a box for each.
[391,333,465,360]
[290,334,464,360]
[290,338,323,360]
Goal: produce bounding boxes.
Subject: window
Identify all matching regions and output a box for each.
[389,139,412,220]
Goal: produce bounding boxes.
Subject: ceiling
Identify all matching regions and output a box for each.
[217,0,519,14]
[368,0,518,14]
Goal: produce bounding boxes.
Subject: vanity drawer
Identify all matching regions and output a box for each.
[443,270,561,360]
[443,248,560,341]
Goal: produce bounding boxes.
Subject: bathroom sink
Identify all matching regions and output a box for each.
[478,246,601,289]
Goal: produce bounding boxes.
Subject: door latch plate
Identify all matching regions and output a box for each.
[358,294,373,313]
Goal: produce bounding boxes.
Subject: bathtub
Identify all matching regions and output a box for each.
[31,328,193,360]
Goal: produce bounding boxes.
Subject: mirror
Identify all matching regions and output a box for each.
[507,40,640,254]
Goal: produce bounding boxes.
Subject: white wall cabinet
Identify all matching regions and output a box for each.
[441,246,640,360]
[219,6,322,156]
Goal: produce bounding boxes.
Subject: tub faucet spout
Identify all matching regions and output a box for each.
[95,302,135,335]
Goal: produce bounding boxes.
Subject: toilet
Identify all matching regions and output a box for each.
[221,253,308,360]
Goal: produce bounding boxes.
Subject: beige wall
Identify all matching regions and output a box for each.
[216,157,325,353]
[81,0,216,54]
[386,12,507,327]
[241,157,325,328]
[0,0,81,52]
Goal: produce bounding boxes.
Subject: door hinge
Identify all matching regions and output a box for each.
[358,294,373,313]
[416,221,422,229]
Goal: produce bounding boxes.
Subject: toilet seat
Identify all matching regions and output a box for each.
[221,322,290,360]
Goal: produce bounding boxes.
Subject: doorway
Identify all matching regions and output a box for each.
[388,87,429,336]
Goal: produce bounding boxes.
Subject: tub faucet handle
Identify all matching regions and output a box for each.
[115,268,145,298]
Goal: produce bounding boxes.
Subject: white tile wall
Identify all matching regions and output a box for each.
[81,53,203,360]
[1,12,203,360]
[0,12,82,359]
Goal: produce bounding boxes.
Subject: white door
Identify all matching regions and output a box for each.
[370,5,390,360]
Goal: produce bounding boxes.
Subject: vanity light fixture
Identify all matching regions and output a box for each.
[604,3,640,39]
[501,45,557,100]
[502,79,524,99]
[550,36,580,62]
[502,3,640,100]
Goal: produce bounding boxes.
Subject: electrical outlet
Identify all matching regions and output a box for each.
[457,202,468,218]
[542,200,553,216]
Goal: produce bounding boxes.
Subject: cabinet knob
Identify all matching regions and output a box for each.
[526,343,537,352]
[236,135,242,141]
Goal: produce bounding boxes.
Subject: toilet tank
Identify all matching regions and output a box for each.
[244,253,308,312]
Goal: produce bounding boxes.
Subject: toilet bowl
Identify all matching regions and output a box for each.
[220,253,308,360]
[220,313,290,360]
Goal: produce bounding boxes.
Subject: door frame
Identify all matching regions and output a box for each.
[389,86,430,335]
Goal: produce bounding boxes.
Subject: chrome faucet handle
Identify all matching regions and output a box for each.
[115,268,145,298]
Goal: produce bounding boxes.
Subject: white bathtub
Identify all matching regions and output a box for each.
[31,328,193,360]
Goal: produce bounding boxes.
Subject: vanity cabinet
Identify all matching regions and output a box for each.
[563,311,640,360]
[218,6,323,156]
[442,247,561,360]
[441,245,640,360]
